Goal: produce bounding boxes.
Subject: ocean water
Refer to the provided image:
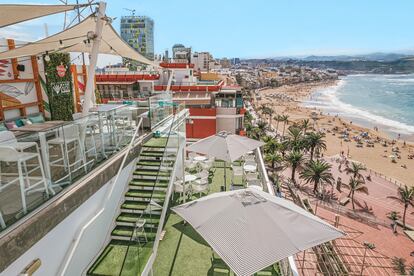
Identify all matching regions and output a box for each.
[302,74,414,140]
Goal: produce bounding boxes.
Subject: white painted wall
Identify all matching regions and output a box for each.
[0,161,135,276]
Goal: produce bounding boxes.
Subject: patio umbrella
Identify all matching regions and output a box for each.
[186,131,264,190]
[173,188,344,276]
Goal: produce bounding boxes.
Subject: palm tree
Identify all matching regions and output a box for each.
[249,127,261,140]
[264,138,280,154]
[342,177,369,210]
[265,153,283,171]
[257,120,268,137]
[279,140,289,158]
[274,115,282,133]
[281,114,289,139]
[284,151,304,184]
[301,119,311,134]
[287,126,304,151]
[305,132,327,161]
[387,185,414,229]
[345,162,366,181]
[300,160,334,194]
[261,107,274,128]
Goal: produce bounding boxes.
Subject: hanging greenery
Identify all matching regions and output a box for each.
[44,53,74,121]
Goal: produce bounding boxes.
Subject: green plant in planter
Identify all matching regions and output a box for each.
[44,53,74,121]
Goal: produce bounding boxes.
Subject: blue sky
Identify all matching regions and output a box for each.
[2,0,414,60]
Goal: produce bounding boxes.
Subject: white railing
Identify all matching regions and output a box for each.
[141,109,187,276]
[58,119,144,276]
[255,147,299,276]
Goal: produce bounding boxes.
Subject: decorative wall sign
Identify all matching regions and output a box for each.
[56,64,66,78]
[44,53,74,121]
[50,81,71,94]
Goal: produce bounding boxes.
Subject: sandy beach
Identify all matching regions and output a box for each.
[255,80,414,187]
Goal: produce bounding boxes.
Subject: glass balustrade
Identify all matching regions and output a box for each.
[0,101,178,234]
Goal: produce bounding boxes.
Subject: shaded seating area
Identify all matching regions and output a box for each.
[0,104,143,231]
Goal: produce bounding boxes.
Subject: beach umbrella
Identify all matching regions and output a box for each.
[186,131,264,190]
[173,188,344,276]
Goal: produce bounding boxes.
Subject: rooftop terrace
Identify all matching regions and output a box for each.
[152,153,283,275]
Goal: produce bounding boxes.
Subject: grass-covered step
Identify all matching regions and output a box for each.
[143,137,168,148]
[121,201,148,211]
[124,197,165,206]
[136,160,162,166]
[129,183,168,192]
[86,240,153,276]
[133,170,171,177]
[116,213,160,225]
[129,181,157,188]
[125,190,166,199]
[140,151,164,157]
[129,179,168,186]
[111,226,157,240]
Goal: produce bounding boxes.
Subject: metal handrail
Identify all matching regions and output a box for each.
[140,108,187,276]
[118,108,182,275]
[59,118,144,276]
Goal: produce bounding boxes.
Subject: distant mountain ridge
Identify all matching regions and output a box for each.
[271,52,414,62]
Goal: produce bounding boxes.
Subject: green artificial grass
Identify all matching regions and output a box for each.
[87,241,153,276]
[133,170,171,177]
[117,214,160,225]
[125,190,166,199]
[144,137,168,148]
[153,164,280,275]
[121,202,148,210]
[141,152,164,157]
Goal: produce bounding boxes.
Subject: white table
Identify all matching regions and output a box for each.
[243,164,257,172]
[194,156,207,162]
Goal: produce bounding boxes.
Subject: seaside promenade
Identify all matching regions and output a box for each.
[247,86,414,274]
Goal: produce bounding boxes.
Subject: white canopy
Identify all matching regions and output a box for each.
[173,188,344,276]
[186,131,264,162]
[0,4,87,28]
[0,15,156,66]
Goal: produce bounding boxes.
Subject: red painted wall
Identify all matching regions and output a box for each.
[186,118,216,139]
[186,107,216,138]
[188,107,216,116]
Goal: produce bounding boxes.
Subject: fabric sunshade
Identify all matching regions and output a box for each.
[173,188,344,276]
[0,15,156,66]
[186,131,264,162]
[0,4,85,28]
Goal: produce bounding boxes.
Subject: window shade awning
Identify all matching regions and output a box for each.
[0,15,156,66]
[0,4,87,28]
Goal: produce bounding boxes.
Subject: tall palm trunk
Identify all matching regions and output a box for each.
[291,166,296,184]
[403,204,408,229]
[313,181,318,194]
[310,147,315,161]
[276,120,280,133]
[351,191,355,210]
[282,122,286,138]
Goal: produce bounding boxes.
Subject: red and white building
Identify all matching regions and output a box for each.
[96,62,246,140]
